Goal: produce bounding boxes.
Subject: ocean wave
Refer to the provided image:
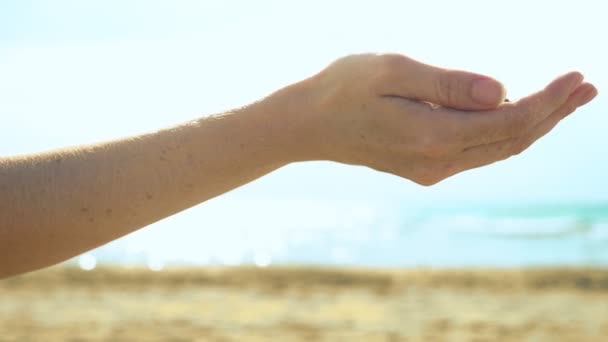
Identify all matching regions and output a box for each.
[424,215,592,239]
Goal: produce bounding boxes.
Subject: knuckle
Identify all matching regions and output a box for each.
[378,53,408,70]
[435,72,452,105]
[372,54,408,86]
[435,71,462,105]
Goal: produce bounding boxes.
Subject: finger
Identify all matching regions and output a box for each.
[443,82,597,177]
[446,71,584,147]
[508,82,598,152]
[374,54,506,110]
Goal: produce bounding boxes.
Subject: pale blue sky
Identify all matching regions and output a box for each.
[0,0,606,208]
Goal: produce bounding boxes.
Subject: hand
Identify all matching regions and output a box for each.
[0,52,597,278]
[296,54,597,185]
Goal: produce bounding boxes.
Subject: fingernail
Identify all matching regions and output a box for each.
[471,78,505,105]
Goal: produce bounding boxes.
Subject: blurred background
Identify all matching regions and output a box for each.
[1,0,606,271]
[1,1,607,340]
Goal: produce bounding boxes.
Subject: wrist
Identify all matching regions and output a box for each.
[252,76,326,164]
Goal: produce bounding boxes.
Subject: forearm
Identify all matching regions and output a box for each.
[0,82,312,278]
[1,53,596,279]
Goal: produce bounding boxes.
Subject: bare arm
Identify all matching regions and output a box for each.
[0,85,309,278]
[0,54,597,278]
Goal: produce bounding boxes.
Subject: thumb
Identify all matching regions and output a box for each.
[376,55,506,110]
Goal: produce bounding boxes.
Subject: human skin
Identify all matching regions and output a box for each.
[0,54,598,279]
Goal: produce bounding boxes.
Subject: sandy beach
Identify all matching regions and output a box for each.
[1,266,608,341]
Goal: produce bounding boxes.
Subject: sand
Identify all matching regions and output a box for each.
[1,266,608,341]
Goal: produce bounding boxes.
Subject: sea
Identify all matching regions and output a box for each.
[74,200,608,271]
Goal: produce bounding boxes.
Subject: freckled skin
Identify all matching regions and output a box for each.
[0,102,292,278]
[0,54,597,279]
